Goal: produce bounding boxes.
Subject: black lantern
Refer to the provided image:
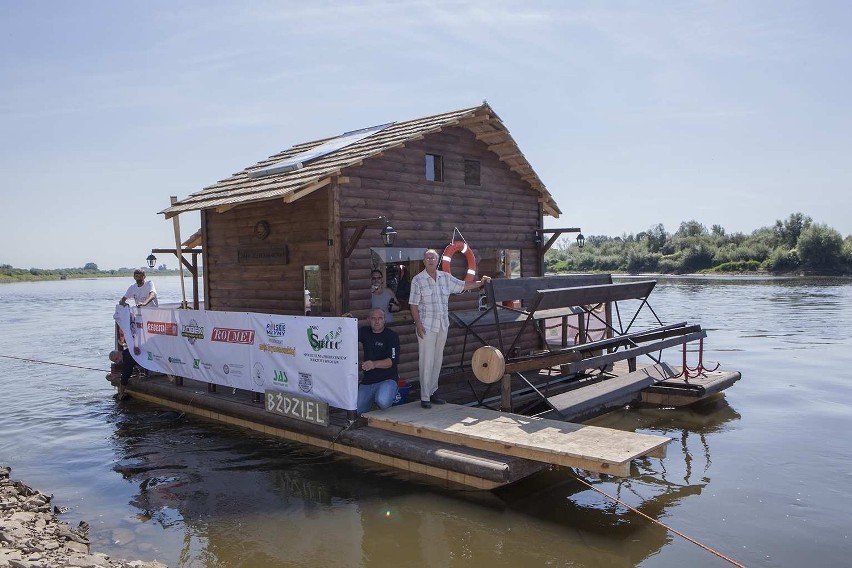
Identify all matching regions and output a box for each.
[146,254,157,268]
[380,223,397,247]
[576,233,585,248]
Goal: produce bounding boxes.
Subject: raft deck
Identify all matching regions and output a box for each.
[365,402,670,477]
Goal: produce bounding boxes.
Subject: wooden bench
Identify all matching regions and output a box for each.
[485,274,613,310]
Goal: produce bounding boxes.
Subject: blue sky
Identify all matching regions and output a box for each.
[2,1,850,269]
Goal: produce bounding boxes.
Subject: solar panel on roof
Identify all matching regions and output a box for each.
[247,122,394,178]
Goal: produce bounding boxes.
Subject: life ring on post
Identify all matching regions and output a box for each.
[441,241,477,282]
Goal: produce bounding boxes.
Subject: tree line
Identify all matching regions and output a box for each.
[545,213,852,275]
[0,264,183,283]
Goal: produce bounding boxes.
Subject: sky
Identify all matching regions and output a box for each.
[1,1,850,270]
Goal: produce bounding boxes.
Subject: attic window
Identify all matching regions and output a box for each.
[464,160,480,186]
[425,154,443,182]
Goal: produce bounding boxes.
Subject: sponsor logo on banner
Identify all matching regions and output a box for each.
[265,322,287,345]
[307,326,343,351]
[273,369,288,386]
[146,351,163,362]
[223,363,244,377]
[266,322,286,337]
[211,327,255,345]
[298,372,313,393]
[259,343,296,356]
[182,319,204,344]
[193,359,200,369]
[304,325,349,366]
[253,363,265,387]
[147,321,178,336]
[168,356,185,364]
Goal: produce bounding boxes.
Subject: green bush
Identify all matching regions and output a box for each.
[679,244,714,273]
[705,260,761,273]
[762,247,800,272]
[626,250,660,273]
[797,224,843,272]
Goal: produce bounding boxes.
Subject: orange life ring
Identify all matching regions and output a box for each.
[441,241,477,282]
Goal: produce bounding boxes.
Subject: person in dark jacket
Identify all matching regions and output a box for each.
[357,308,400,414]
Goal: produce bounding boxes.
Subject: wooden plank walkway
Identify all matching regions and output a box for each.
[365,403,670,477]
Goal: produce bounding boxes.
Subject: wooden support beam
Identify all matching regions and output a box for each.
[487,141,518,153]
[501,374,512,412]
[215,204,237,214]
[341,216,388,258]
[475,131,506,141]
[283,177,331,203]
[457,114,491,126]
[498,152,524,162]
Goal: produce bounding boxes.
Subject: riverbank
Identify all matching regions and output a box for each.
[0,466,166,568]
[0,270,186,284]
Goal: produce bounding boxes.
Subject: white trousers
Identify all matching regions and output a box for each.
[417,328,448,400]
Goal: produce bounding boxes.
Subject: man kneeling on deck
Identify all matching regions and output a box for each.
[357,308,400,414]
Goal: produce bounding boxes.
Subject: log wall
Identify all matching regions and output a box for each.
[338,126,544,381]
[202,189,331,314]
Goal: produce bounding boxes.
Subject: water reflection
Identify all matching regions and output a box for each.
[99,393,742,566]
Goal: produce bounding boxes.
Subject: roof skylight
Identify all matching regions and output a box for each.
[247,122,394,178]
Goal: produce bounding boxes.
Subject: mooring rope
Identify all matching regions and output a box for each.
[571,473,746,567]
[0,354,110,374]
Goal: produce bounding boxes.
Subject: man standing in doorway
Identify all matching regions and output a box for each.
[409,249,490,408]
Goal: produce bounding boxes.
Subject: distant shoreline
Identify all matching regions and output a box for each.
[0,269,192,284]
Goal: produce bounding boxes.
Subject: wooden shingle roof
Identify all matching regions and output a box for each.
[161,103,561,218]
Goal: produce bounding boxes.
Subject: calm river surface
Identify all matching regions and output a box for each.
[1,275,851,567]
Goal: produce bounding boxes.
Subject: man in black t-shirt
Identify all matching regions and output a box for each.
[357,308,400,414]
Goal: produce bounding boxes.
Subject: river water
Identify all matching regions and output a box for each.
[1,275,851,567]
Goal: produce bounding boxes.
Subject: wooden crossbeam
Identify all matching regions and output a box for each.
[534,281,657,311]
[562,331,707,375]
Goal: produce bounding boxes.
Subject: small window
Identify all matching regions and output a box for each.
[425,154,443,182]
[464,160,480,186]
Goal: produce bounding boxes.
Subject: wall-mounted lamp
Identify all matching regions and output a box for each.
[146,254,157,268]
[576,233,585,248]
[380,223,397,247]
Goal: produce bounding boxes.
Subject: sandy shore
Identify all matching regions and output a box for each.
[0,466,167,568]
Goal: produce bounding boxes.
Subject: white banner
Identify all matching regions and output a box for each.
[114,305,358,410]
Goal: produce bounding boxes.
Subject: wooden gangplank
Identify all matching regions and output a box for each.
[365,403,670,477]
[547,363,679,422]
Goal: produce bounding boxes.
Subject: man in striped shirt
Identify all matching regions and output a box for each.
[409,249,490,408]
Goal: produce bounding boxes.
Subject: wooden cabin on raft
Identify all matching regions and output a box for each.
[111,103,740,489]
[160,102,572,401]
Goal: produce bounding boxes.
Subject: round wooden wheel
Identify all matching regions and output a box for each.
[471,346,506,384]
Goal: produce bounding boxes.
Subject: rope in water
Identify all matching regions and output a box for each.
[571,473,746,567]
[0,354,110,374]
